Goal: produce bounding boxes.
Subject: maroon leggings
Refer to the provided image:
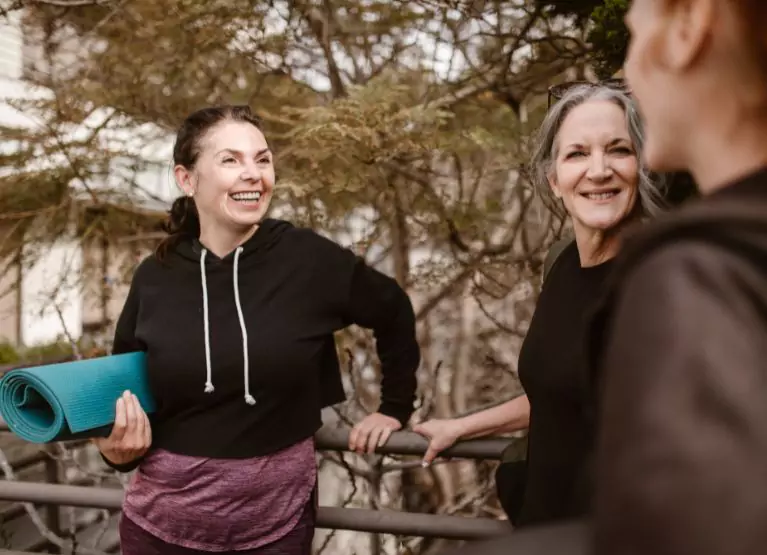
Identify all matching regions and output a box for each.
[118,498,315,555]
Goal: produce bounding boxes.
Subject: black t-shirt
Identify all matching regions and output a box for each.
[514,241,614,526]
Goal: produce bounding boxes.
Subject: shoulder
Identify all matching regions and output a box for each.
[280,225,359,266]
[125,252,166,289]
[617,239,764,322]
[541,239,578,286]
[543,238,574,277]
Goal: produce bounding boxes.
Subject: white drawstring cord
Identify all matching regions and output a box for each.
[233,247,256,405]
[200,248,214,393]
[199,246,255,405]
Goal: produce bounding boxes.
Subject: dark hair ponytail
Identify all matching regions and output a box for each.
[155,104,263,261]
[156,196,200,261]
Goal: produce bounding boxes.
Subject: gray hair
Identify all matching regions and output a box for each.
[529,84,667,221]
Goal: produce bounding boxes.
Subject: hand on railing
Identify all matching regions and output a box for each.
[348,412,401,454]
[412,419,462,465]
[93,390,151,467]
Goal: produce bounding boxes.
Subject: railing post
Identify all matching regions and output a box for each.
[42,445,61,546]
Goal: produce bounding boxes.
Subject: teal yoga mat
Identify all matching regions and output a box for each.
[0,352,155,443]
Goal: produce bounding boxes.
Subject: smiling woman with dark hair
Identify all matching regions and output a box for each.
[92,105,421,554]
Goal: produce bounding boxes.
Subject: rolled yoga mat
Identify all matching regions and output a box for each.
[0,351,155,443]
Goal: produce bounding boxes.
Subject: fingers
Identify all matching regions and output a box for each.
[378,426,393,448]
[141,408,152,447]
[367,426,384,454]
[350,414,401,455]
[422,441,441,466]
[110,396,128,442]
[350,424,370,454]
[412,423,430,437]
[133,394,146,447]
[348,424,361,452]
[413,422,439,465]
[109,391,149,449]
[124,391,137,435]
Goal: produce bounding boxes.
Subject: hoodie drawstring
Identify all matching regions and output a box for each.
[200,249,214,393]
[199,246,256,405]
[233,247,256,405]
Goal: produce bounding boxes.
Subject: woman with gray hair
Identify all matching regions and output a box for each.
[414,81,665,527]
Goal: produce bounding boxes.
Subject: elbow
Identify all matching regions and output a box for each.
[498,395,531,433]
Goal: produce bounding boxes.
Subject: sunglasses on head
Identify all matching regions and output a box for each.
[546,78,631,108]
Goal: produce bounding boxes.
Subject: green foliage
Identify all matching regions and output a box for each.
[0,340,79,368]
[0,342,20,365]
[17,341,75,364]
[535,0,630,78]
[587,0,631,79]
[1,0,585,264]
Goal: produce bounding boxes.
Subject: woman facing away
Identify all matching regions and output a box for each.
[590,1,767,554]
[91,105,421,554]
[414,84,666,528]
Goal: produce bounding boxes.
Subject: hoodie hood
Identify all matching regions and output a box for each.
[616,166,767,280]
[172,218,295,264]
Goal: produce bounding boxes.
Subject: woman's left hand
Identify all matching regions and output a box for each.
[349,412,402,454]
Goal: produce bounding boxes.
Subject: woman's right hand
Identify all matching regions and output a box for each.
[93,390,152,466]
[413,418,464,466]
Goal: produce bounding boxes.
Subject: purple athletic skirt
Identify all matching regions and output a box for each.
[119,492,316,555]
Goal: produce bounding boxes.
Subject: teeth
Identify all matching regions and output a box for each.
[584,192,618,200]
[230,192,262,201]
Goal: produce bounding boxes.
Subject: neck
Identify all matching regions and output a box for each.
[573,225,622,267]
[686,111,767,195]
[199,223,258,259]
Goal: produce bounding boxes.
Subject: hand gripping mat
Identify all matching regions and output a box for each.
[0,352,155,443]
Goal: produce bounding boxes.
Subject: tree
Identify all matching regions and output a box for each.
[0,1,592,553]
[535,0,630,78]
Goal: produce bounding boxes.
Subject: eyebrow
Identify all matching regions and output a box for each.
[563,138,632,150]
[216,148,271,157]
[607,138,632,147]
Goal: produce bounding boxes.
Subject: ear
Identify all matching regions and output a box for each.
[664,0,714,71]
[547,170,562,199]
[174,165,196,197]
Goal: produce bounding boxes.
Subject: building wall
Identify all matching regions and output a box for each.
[19,239,83,346]
[0,11,22,80]
[0,12,24,345]
[0,11,165,347]
[81,239,148,335]
[0,255,20,345]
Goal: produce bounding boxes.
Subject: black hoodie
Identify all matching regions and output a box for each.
[586,167,767,555]
[108,219,420,471]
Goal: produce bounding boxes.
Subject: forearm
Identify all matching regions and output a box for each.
[344,259,420,426]
[453,395,530,440]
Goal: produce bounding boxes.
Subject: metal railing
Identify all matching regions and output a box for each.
[0,419,511,460]
[0,417,516,544]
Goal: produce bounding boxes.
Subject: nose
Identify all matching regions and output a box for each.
[239,159,261,182]
[586,151,612,182]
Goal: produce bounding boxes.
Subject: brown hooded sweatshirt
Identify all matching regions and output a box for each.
[588,166,767,555]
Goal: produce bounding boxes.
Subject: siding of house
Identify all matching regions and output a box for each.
[81,240,149,334]
[0,11,23,81]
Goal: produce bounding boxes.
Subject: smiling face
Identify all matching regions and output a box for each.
[549,99,640,235]
[174,120,275,234]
